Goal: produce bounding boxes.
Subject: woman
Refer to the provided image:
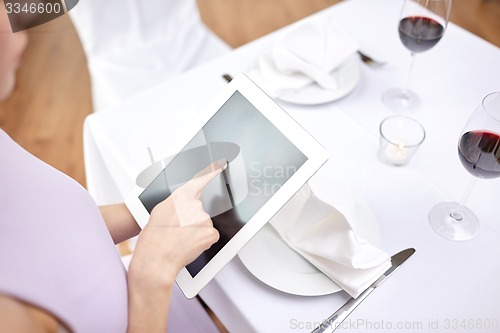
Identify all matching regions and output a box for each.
[0,5,222,332]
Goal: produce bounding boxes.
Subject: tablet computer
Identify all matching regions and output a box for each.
[125,73,328,298]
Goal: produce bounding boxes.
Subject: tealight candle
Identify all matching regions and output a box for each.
[378,116,425,166]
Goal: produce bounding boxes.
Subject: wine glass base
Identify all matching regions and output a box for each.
[428,202,479,241]
[382,88,420,112]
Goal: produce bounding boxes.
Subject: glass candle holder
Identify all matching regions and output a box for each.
[378,116,426,166]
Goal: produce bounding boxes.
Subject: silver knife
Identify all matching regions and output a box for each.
[311,248,416,333]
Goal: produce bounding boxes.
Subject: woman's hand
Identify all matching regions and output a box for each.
[130,159,227,283]
[126,159,227,333]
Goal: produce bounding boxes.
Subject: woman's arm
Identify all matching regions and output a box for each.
[0,295,60,333]
[99,204,141,244]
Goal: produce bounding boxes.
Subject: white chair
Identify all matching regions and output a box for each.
[69,0,230,112]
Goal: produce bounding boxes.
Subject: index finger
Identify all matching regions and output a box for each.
[183,159,228,198]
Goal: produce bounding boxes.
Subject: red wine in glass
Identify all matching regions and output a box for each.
[458,130,500,179]
[382,0,451,112]
[399,16,445,53]
[429,92,500,241]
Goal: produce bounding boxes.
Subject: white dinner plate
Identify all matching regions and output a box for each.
[249,53,360,106]
[238,178,381,296]
[276,55,360,105]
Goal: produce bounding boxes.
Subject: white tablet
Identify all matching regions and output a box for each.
[125,73,328,298]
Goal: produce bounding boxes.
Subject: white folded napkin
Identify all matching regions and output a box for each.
[249,17,358,96]
[269,183,391,298]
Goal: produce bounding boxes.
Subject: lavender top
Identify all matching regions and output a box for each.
[0,129,128,332]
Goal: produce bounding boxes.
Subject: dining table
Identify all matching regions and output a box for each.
[82,0,500,332]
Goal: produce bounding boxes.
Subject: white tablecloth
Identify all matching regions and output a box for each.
[84,0,500,332]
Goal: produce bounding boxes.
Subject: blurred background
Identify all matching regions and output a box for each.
[0,0,499,189]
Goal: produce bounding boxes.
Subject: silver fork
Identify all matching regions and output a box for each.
[222,51,384,85]
[357,51,386,68]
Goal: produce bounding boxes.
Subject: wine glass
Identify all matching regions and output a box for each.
[382,0,452,111]
[429,92,500,241]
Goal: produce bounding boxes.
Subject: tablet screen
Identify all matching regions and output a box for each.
[138,91,307,277]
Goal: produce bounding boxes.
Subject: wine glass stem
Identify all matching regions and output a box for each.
[403,53,416,93]
[450,177,477,221]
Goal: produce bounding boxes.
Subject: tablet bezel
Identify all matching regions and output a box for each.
[125,73,328,298]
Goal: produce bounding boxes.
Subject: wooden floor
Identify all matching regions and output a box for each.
[0,0,499,187]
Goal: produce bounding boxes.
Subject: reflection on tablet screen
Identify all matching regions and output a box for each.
[138,91,307,277]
